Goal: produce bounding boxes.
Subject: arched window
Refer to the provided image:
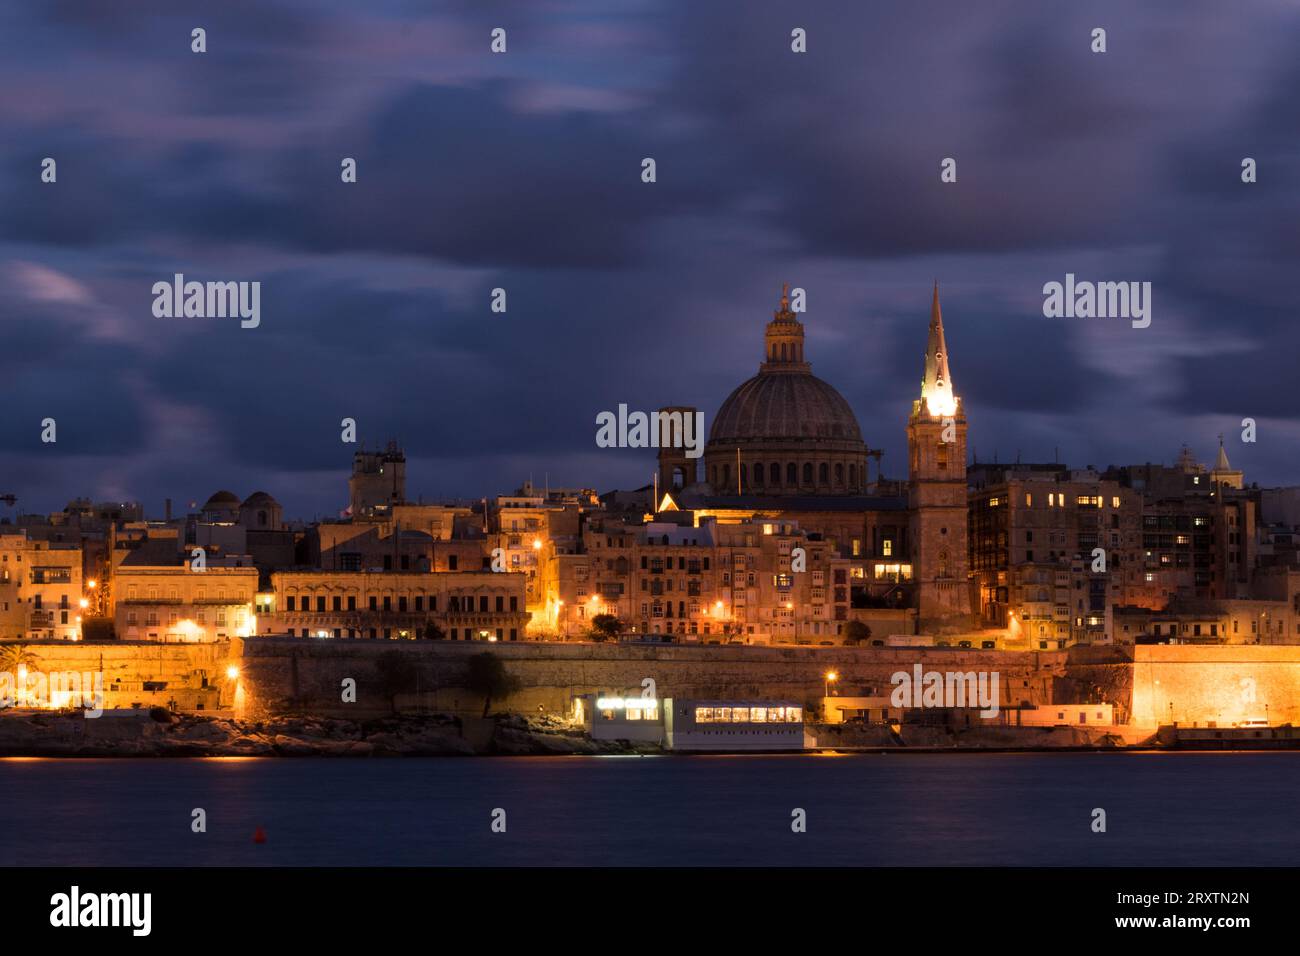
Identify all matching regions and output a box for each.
[723,463,731,488]
[849,464,856,487]
[939,550,950,578]
[802,462,813,485]
[739,464,748,488]
[819,463,829,485]
[752,463,763,486]
[786,462,797,485]
[770,463,780,484]
[780,343,788,361]
[835,463,844,485]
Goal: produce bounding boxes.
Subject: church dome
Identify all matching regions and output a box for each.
[203,490,240,510]
[710,372,863,446]
[702,286,869,496]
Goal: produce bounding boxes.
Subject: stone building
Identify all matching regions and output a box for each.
[969,466,1143,644]
[0,530,84,641]
[970,442,1262,647]
[114,553,258,642]
[266,569,530,642]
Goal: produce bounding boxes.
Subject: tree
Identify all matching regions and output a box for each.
[373,650,415,715]
[0,643,38,672]
[421,622,446,640]
[843,620,872,645]
[590,614,623,642]
[464,652,521,718]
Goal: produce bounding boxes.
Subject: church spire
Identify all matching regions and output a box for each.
[1214,435,1231,471]
[919,282,957,417]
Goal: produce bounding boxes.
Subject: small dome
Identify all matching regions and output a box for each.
[241,491,279,508]
[203,490,240,509]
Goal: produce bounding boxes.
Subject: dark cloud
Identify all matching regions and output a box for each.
[2,0,1299,516]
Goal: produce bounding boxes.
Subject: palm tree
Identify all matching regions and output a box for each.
[0,643,39,672]
[0,644,41,707]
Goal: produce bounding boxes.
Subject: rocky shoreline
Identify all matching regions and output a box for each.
[0,711,658,758]
[0,711,1164,757]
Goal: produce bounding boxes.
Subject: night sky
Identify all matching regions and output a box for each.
[2,0,1297,519]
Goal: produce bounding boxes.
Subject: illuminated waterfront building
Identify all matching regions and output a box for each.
[114,558,258,642]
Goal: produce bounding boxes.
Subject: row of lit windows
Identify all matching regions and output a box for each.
[127,586,242,601]
[693,706,802,724]
[295,627,519,640]
[283,594,519,613]
[989,494,1123,508]
[598,704,659,721]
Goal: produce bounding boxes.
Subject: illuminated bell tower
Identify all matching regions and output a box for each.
[907,283,972,632]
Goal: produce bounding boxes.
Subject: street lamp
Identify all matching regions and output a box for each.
[824,670,839,698]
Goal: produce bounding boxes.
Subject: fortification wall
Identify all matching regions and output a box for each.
[4,640,238,711]
[1129,644,1300,727]
[16,639,1292,729]
[235,638,1066,719]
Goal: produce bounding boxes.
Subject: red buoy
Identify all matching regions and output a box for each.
[253,827,267,844]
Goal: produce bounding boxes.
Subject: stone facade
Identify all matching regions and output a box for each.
[0,531,84,641]
[234,636,1063,720]
[266,569,530,642]
[115,563,258,642]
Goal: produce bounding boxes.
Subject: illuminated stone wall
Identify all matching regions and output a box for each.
[1128,645,1300,728]
[7,640,238,711]
[235,637,1065,719]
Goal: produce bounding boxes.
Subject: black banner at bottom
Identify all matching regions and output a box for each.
[0,866,1278,942]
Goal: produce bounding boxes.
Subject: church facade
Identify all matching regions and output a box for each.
[656,284,976,634]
